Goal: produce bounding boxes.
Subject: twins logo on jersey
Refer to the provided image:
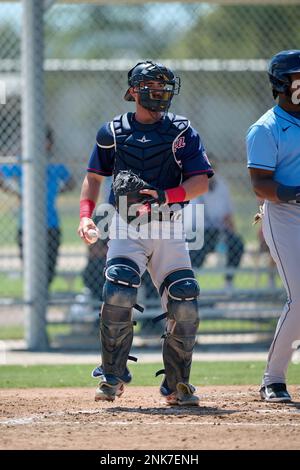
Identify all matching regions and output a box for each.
[174,136,186,152]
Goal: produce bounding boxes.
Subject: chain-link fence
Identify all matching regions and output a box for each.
[1,1,299,349]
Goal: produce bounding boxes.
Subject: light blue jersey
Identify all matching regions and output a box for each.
[246,105,300,186]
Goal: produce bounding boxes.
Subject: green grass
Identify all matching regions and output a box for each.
[50,275,84,293]
[0,324,72,340]
[0,271,281,298]
[0,273,23,298]
[0,318,276,341]
[0,362,299,388]
[198,318,276,333]
[0,273,85,298]
[196,272,281,290]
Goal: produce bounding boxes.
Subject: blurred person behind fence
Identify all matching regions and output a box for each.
[0,126,76,288]
[185,157,244,290]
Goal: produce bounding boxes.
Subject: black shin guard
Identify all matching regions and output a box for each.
[162,300,199,393]
[100,257,142,380]
[100,303,134,378]
[159,269,200,394]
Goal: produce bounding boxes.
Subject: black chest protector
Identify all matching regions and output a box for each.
[112,112,189,190]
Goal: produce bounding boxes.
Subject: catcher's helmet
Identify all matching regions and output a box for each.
[268,50,300,98]
[124,60,181,112]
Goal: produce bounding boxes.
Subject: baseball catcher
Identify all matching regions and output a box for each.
[78,60,214,406]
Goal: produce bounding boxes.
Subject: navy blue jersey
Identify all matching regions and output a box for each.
[87,112,213,205]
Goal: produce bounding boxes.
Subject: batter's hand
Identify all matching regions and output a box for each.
[78,217,99,245]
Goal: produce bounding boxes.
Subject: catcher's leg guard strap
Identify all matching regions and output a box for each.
[161,270,200,393]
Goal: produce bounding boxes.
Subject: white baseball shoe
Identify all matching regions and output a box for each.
[260,383,292,403]
[95,380,125,402]
[165,383,199,406]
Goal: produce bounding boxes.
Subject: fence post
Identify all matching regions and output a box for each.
[22,0,48,350]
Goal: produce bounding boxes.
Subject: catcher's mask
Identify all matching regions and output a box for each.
[268,50,300,99]
[124,60,181,112]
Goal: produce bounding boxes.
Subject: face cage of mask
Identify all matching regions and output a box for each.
[137,83,179,111]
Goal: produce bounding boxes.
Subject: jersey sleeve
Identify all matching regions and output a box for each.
[246,124,277,171]
[87,122,115,176]
[177,127,214,179]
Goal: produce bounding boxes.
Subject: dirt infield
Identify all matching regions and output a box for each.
[1,386,300,450]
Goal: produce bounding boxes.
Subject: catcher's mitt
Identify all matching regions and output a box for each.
[112,170,166,208]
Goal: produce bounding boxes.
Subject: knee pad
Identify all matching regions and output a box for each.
[102,257,141,309]
[160,268,200,304]
[161,269,200,334]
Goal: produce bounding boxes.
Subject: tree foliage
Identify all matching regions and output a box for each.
[163,5,300,59]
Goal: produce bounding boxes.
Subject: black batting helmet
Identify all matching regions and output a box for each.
[268,50,300,98]
[124,60,181,112]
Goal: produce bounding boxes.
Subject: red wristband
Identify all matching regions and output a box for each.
[80,199,95,219]
[165,186,186,204]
